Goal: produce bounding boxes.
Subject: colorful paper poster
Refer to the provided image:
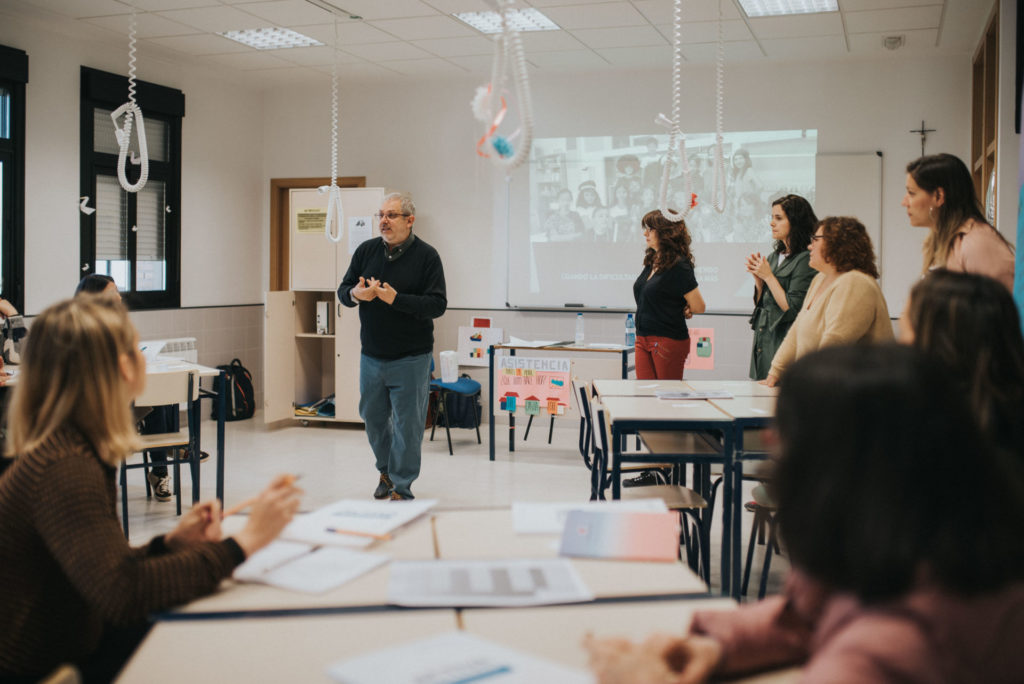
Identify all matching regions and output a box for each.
[457,326,503,366]
[496,356,571,415]
[685,327,714,370]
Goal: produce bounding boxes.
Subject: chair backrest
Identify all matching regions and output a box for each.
[135,369,198,408]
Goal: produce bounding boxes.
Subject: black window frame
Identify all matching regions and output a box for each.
[0,45,27,314]
[79,66,183,310]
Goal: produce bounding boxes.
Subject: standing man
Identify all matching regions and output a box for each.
[338,192,446,500]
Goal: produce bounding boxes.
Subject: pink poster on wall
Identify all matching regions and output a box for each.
[685,327,714,370]
[496,356,572,415]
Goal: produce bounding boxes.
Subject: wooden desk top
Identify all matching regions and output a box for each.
[432,510,708,598]
[174,516,436,615]
[118,610,457,683]
[461,599,799,683]
[685,380,778,397]
[592,379,690,396]
[599,396,732,423]
[710,396,777,419]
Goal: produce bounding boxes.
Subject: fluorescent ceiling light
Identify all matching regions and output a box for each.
[218,27,323,50]
[737,0,838,17]
[453,8,559,34]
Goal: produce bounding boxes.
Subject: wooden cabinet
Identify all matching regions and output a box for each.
[264,187,385,424]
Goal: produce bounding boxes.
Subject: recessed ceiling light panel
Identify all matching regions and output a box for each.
[218,28,324,50]
[453,8,559,34]
[737,0,838,18]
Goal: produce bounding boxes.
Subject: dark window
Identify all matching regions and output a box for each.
[0,45,27,313]
[80,66,183,309]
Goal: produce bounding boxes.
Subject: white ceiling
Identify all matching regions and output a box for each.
[1,0,992,87]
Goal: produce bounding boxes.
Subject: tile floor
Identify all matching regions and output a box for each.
[122,413,789,598]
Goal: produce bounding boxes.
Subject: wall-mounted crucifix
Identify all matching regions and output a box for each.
[910,120,936,157]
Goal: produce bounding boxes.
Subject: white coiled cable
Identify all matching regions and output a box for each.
[471,0,533,173]
[320,16,344,243]
[112,4,148,193]
[656,0,692,221]
[709,2,727,214]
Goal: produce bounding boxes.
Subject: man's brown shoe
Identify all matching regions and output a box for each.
[373,473,393,499]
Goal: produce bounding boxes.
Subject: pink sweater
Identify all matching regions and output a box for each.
[945,223,1014,291]
[691,572,1024,683]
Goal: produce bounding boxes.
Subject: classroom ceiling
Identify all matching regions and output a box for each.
[2,0,992,87]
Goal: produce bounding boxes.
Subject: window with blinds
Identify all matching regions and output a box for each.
[80,66,181,309]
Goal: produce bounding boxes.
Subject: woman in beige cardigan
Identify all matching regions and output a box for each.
[763,217,893,387]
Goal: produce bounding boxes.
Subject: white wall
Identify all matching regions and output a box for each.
[263,53,973,316]
[0,14,264,314]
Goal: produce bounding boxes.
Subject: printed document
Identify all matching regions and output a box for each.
[233,540,388,594]
[512,499,667,534]
[282,498,436,548]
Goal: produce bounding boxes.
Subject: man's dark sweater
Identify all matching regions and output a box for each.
[337,235,447,359]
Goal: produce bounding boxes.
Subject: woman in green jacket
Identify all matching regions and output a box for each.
[746,194,817,380]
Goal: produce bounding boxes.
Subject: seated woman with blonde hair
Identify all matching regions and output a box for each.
[0,295,302,682]
[762,216,892,386]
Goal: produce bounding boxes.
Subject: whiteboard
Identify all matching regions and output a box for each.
[814,152,884,285]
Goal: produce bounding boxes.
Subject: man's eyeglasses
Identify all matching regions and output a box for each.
[375,212,410,222]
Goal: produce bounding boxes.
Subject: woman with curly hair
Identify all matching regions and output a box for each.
[632,210,706,380]
[763,216,892,386]
[746,194,818,380]
[903,153,1013,290]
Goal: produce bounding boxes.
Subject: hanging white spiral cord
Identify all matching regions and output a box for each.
[656,0,693,221]
[320,15,344,243]
[470,0,533,173]
[112,4,149,193]
[709,1,728,214]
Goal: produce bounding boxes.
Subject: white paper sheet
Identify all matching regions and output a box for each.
[511,499,668,534]
[327,631,593,684]
[507,336,565,348]
[656,390,733,400]
[388,559,593,607]
[233,541,388,594]
[281,498,437,548]
[347,216,372,255]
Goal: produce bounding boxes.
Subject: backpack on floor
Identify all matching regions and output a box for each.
[434,376,481,429]
[211,358,255,421]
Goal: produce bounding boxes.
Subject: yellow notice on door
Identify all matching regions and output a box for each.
[296,208,327,233]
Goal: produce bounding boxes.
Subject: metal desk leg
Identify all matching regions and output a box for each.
[216,370,226,503]
[488,346,495,461]
[610,425,622,500]
[190,389,201,505]
[731,453,744,600]
[720,427,735,597]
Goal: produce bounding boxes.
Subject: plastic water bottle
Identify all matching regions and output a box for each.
[624,313,636,348]
[574,312,585,345]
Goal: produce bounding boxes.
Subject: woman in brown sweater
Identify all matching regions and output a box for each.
[0,296,302,682]
[763,216,893,386]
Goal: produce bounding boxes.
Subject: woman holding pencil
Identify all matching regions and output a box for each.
[0,295,303,683]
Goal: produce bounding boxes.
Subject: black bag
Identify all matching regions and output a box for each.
[434,375,481,429]
[211,359,255,421]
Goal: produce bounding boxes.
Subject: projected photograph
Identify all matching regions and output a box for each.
[514,130,818,311]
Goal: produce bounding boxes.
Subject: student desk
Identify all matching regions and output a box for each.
[168,516,436,617]
[431,509,709,599]
[145,357,228,503]
[461,598,799,683]
[487,342,633,460]
[118,610,458,683]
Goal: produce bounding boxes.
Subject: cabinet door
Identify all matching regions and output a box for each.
[334,295,363,423]
[290,187,337,291]
[263,291,297,423]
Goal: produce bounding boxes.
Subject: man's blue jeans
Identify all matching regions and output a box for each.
[359,352,431,498]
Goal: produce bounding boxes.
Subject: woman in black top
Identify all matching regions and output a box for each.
[633,210,706,379]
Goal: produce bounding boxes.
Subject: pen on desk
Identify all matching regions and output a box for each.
[325,527,392,541]
[222,474,301,518]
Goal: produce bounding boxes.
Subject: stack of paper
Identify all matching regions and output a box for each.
[655,390,733,400]
[327,632,591,684]
[388,559,593,607]
[281,498,437,548]
[233,540,388,594]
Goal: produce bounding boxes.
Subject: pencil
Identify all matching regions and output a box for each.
[325,527,392,541]
[222,474,301,518]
